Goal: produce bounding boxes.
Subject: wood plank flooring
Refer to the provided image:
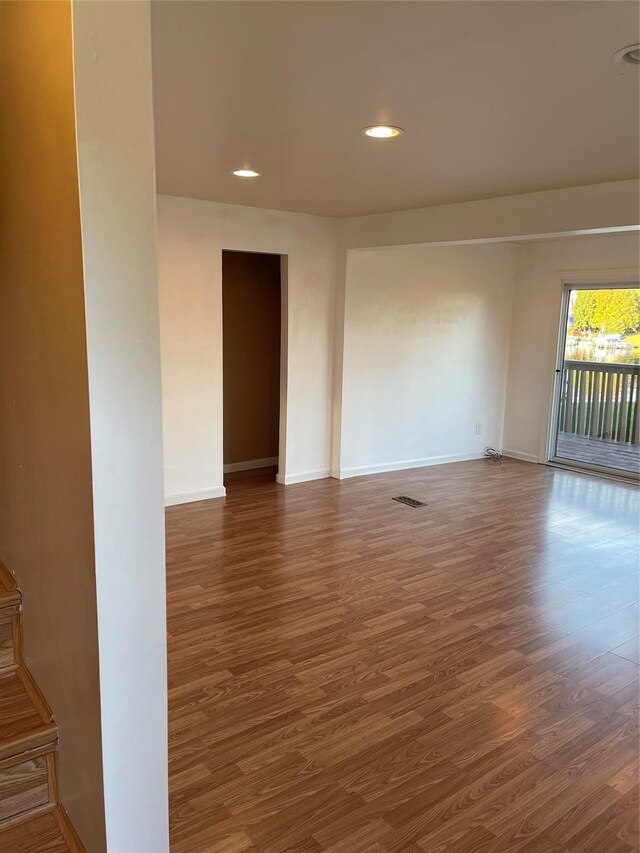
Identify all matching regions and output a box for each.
[166,458,639,853]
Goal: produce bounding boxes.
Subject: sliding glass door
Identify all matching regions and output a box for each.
[550,282,640,479]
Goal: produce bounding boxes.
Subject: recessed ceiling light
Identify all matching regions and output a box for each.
[232,169,260,178]
[362,125,404,139]
[613,43,640,65]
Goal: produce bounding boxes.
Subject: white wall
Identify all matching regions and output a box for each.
[157,183,639,500]
[73,3,169,851]
[157,195,340,502]
[338,243,517,477]
[503,233,640,462]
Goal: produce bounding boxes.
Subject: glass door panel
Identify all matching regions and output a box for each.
[552,285,640,478]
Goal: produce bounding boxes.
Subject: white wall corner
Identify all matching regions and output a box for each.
[72,1,169,850]
[330,248,348,479]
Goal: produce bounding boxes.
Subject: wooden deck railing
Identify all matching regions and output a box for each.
[559,360,640,444]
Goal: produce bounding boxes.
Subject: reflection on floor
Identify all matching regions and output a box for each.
[166,458,639,853]
[223,465,278,487]
[557,431,640,475]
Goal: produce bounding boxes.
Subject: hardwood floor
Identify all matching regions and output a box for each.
[166,458,639,853]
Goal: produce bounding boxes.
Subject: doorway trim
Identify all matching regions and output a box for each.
[276,255,289,485]
[542,268,640,479]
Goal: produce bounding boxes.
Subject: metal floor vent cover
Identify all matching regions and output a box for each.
[392,495,427,508]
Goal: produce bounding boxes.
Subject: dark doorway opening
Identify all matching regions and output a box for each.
[222,250,282,487]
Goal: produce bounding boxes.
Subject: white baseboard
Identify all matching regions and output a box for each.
[276,469,331,485]
[501,449,539,464]
[223,457,278,474]
[164,486,226,507]
[338,451,486,480]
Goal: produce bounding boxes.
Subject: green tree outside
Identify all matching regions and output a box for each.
[572,289,640,336]
[572,290,598,332]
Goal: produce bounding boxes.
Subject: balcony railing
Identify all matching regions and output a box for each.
[558,360,640,445]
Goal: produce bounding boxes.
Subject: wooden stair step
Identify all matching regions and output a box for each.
[0,744,57,826]
[0,563,21,613]
[0,610,21,671]
[0,668,56,761]
[0,563,22,671]
[0,807,73,852]
[0,561,82,846]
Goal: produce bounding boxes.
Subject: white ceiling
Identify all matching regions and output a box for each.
[151,1,640,218]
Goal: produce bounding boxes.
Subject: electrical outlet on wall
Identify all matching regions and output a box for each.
[475,422,482,435]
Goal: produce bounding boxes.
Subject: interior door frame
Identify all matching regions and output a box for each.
[544,271,640,480]
[276,255,289,484]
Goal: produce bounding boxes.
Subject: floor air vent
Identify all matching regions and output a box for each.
[392,495,426,508]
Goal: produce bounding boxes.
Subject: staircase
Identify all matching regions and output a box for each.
[0,562,83,852]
